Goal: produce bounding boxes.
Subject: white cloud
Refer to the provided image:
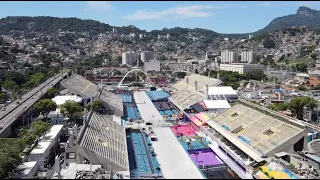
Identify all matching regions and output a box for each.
[259,2,271,7]
[123,4,246,21]
[85,1,113,12]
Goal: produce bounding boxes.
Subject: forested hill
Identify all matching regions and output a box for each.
[0,16,220,40]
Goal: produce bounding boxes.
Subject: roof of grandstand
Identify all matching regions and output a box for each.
[61,74,98,97]
[98,88,123,112]
[146,90,169,101]
[79,112,129,171]
[169,88,206,110]
[206,101,306,159]
[172,73,221,92]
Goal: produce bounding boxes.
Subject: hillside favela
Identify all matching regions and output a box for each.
[0,1,319,179]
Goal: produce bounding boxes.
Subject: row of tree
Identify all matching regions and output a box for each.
[0,120,52,178]
[267,96,318,120]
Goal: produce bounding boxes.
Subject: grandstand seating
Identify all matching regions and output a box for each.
[127,106,137,120]
[142,134,162,175]
[61,74,98,97]
[131,132,152,173]
[210,103,305,155]
[146,91,169,101]
[172,73,221,92]
[120,94,132,103]
[169,88,206,111]
[79,112,129,171]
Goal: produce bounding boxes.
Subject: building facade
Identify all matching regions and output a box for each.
[140,51,153,62]
[221,50,238,63]
[241,50,255,63]
[219,63,265,74]
[122,51,137,66]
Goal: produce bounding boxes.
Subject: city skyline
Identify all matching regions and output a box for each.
[0,1,318,33]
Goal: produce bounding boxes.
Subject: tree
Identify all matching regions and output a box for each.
[34,99,57,120]
[46,87,57,99]
[267,103,288,111]
[0,93,7,104]
[2,80,19,93]
[4,71,26,87]
[298,85,307,91]
[86,99,103,113]
[288,97,318,120]
[60,100,83,124]
[263,38,275,49]
[29,120,52,137]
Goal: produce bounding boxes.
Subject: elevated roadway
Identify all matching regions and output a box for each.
[0,71,69,137]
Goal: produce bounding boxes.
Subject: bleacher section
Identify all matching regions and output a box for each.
[79,112,129,171]
[177,137,209,151]
[123,105,141,121]
[131,132,152,173]
[169,88,206,111]
[142,134,162,175]
[172,73,221,92]
[120,94,132,103]
[98,88,123,117]
[146,91,169,101]
[61,74,98,97]
[208,103,306,156]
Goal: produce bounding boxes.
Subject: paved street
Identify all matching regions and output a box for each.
[0,72,68,136]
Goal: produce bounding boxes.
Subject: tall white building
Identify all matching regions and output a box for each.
[221,50,238,63]
[140,51,153,62]
[158,35,161,40]
[241,50,255,63]
[249,34,254,39]
[167,34,170,40]
[122,51,138,66]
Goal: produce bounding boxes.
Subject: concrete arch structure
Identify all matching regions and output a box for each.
[117,68,155,87]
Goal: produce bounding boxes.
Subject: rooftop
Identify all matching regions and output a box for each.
[202,100,231,109]
[61,74,98,97]
[172,73,221,92]
[30,125,64,155]
[79,112,129,171]
[207,86,237,96]
[169,88,206,110]
[98,88,123,112]
[52,95,82,106]
[12,161,38,178]
[207,103,306,158]
[53,163,111,179]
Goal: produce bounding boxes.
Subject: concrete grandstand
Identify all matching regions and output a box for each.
[61,74,99,98]
[172,73,221,92]
[169,88,206,111]
[77,111,129,172]
[200,99,308,178]
[61,74,123,117]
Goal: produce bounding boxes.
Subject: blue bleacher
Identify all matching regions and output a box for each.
[159,111,165,116]
[127,106,137,120]
[142,134,162,175]
[131,132,152,173]
[164,110,173,116]
[172,109,179,114]
[146,91,169,101]
[120,94,132,103]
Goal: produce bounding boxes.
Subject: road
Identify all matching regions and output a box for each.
[0,71,69,136]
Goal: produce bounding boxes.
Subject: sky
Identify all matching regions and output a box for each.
[0,1,319,34]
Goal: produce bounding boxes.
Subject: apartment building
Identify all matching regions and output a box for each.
[122,51,138,66]
[241,50,255,63]
[221,50,238,63]
[140,51,154,62]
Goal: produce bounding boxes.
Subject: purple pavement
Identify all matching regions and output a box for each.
[189,150,224,166]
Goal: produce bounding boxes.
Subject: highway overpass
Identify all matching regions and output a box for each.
[0,71,70,137]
